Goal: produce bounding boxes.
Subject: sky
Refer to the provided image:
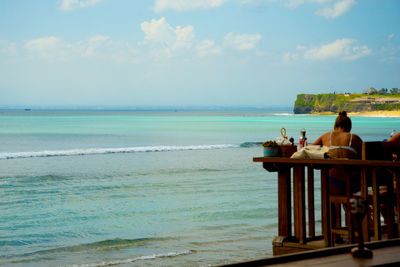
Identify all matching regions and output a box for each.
[0,0,399,108]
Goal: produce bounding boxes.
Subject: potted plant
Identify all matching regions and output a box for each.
[262,140,279,157]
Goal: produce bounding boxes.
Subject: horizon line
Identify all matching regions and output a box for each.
[0,105,292,111]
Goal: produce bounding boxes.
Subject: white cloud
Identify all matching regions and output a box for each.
[379,42,400,62]
[140,17,194,56]
[25,37,67,59]
[87,35,110,43]
[303,38,371,60]
[316,0,356,19]
[285,0,332,8]
[154,0,228,13]
[140,18,261,58]
[23,35,138,62]
[224,32,261,51]
[285,0,305,8]
[284,0,355,19]
[25,36,63,51]
[174,26,195,49]
[15,18,260,64]
[75,35,111,57]
[0,40,18,57]
[196,40,221,57]
[296,45,307,51]
[388,33,395,41]
[283,51,299,62]
[141,17,176,44]
[60,0,103,11]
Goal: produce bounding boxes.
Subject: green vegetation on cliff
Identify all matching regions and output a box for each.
[294,93,400,114]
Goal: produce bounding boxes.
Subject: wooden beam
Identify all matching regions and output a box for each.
[396,170,400,237]
[320,168,331,246]
[278,168,292,237]
[308,167,315,237]
[253,157,400,168]
[360,168,370,242]
[386,169,395,239]
[293,166,306,244]
[372,168,382,241]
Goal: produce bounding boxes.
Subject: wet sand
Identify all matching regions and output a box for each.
[310,110,400,117]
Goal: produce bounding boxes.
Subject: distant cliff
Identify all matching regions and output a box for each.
[294,94,400,114]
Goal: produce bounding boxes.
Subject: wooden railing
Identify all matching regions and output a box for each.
[253,157,400,248]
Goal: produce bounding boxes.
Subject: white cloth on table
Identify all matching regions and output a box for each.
[290,145,330,159]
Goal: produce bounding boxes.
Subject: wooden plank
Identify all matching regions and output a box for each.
[267,246,400,267]
[293,166,306,244]
[320,168,331,246]
[293,169,299,241]
[360,168,370,242]
[273,246,313,256]
[331,228,349,235]
[307,167,315,237]
[372,168,381,241]
[344,170,354,243]
[278,168,292,237]
[396,170,400,237]
[224,239,400,267]
[253,157,400,168]
[385,169,395,239]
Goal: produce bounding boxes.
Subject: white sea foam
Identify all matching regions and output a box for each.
[272,113,293,116]
[0,179,10,185]
[0,145,240,160]
[64,250,193,267]
[361,115,400,118]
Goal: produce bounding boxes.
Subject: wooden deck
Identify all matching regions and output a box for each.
[220,238,400,266]
[253,147,400,254]
[220,142,400,266]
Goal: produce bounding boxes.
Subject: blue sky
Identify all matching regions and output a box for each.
[0,0,399,108]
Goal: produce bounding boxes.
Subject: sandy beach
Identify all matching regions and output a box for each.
[310,110,400,117]
[348,110,400,117]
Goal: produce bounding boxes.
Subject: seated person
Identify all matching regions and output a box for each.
[370,131,400,225]
[312,111,363,195]
[388,132,400,160]
[377,132,400,195]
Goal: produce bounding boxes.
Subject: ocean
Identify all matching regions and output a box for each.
[1,110,399,267]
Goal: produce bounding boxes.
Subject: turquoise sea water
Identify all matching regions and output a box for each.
[0,110,399,266]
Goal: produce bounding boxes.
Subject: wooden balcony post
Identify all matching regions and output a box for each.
[320,167,331,246]
[360,168,370,242]
[278,167,292,237]
[385,169,395,239]
[395,170,400,237]
[371,168,382,241]
[307,167,315,237]
[293,166,306,244]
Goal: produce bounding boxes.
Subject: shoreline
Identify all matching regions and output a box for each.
[310,110,400,117]
[348,110,400,117]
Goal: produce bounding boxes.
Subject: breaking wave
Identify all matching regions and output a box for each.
[62,250,193,267]
[0,144,241,160]
[239,142,262,147]
[272,113,294,116]
[5,238,193,267]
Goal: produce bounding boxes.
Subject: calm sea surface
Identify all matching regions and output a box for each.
[0,110,399,266]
